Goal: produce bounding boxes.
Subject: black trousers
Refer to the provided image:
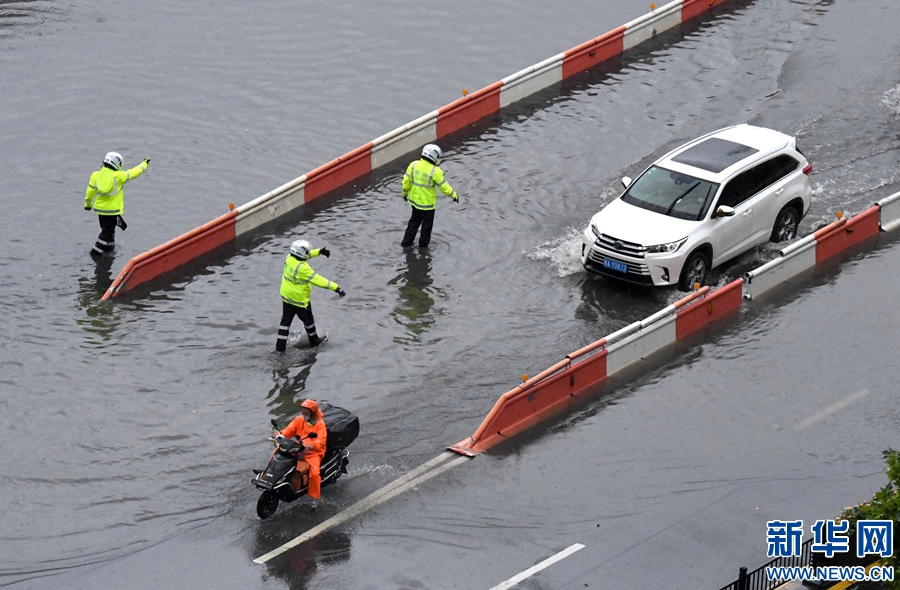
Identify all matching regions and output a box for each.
[276,301,321,351]
[92,215,119,255]
[401,206,435,248]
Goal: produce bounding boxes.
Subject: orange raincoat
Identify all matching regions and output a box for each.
[282,400,327,499]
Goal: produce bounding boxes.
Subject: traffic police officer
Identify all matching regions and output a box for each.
[401,144,458,248]
[84,152,150,256]
[277,239,346,351]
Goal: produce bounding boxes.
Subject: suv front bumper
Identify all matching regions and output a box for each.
[581,228,684,287]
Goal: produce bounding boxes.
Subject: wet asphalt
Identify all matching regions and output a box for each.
[1,0,899,588]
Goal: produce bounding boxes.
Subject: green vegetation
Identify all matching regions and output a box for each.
[840,449,900,590]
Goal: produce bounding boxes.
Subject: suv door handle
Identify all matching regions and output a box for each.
[743,209,752,216]
[775,188,784,196]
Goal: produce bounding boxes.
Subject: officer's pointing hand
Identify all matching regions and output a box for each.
[320,247,331,258]
[84,206,92,211]
[336,287,346,298]
[143,158,150,166]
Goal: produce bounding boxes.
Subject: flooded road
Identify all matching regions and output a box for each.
[1,0,899,588]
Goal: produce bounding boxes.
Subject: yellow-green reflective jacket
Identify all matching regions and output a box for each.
[84,162,148,216]
[280,250,338,307]
[402,158,457,211]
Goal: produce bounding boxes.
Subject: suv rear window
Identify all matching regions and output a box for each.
[622,165,719,221]
[671,138,759,173]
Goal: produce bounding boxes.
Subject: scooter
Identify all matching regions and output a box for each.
[252,418,351,519]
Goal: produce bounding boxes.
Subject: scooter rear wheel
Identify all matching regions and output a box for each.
[257,491,279,519]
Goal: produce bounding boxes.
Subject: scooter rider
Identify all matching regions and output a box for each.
[280,399,327,511]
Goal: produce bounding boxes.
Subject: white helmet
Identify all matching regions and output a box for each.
[421,144,442,165]
[290,239,312,260]
[103,152,123,171]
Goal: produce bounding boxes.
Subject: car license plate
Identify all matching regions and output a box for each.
[603,258,628,273]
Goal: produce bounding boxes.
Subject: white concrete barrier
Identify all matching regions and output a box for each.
[623,0,683,51]
[606,314,677,375]
[371,111,439,169]
[499,54,565,109]
[743,239,817,300]
[877,191,900,232]
[235,176,307,236]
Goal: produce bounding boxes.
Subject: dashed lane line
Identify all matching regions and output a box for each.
[488,543,586,590]
[794,389,870,430]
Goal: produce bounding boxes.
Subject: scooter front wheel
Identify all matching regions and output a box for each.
[257,491,279,519]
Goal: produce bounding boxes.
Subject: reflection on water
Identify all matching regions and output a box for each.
[252,529,352,590]
[74,254,120,346]
[267,358,318,423]
[388,249,445,345]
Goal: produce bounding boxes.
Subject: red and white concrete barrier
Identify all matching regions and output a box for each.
[743,205,883,300]
[449,281,743,456]
[102,0,741,300]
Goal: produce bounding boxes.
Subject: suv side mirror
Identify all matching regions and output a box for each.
[621,176,632,188]
[715,205,736,218]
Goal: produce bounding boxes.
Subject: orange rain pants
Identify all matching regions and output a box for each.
[301,454,322,499]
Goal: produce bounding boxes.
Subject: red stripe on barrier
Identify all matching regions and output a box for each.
[436,81,502,139]
[682,0,725,22]
[674,278,743,339]
[814,207,881,264]
[101,211,238,300]
[304,143,374,202]
[562,26,625,79]
[449,343,608,455]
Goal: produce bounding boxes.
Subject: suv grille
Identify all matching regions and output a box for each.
[585,249,652,284]
[596,234,645,258]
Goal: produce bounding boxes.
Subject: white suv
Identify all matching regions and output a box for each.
[581,124,812,290]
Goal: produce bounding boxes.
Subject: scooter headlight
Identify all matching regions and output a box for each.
[644,238,687,254]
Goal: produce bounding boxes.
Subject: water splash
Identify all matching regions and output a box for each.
[883,84,900,119]
[526,227,586,277]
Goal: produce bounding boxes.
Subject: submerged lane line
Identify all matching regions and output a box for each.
[488,543,586,590]
[794,388,870,430]
[254,451,468,564]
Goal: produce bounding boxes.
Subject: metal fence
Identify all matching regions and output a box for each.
[717,538,814,590]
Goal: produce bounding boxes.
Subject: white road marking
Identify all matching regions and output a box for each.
[794,388,870,430]
[254,451,468,564]
[488,543,586,590]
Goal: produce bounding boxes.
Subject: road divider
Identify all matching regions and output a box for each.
[103,211,238,299]
[103,0,742,299]
[449,282,743,456]
[743,200,891,301]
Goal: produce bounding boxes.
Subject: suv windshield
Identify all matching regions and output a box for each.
[621,165,719,221]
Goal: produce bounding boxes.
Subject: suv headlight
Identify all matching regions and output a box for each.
[644,238,687,254]
[590,223,601,238]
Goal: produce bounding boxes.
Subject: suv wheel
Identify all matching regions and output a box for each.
[771,205,800,242]
[678,251,709,291]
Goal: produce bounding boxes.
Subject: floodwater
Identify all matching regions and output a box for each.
[1,0,898,588]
